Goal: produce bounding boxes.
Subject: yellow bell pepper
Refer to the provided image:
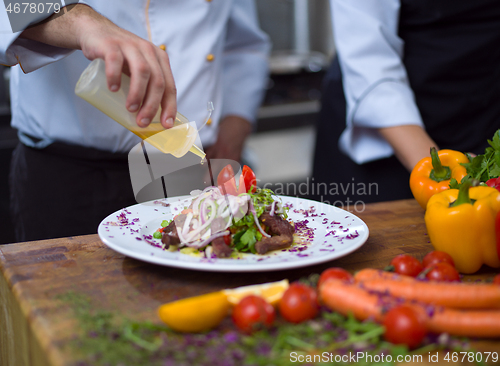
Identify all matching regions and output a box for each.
[410,148,468,209]
[425,181,500,274]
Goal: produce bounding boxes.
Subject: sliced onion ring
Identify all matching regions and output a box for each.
[269,201,277,217]
[184,230,230,249]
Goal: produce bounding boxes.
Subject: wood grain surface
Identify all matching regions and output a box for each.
[1,199,499,366]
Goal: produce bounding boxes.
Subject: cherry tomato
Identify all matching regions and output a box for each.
[317,268,354,288]
[383,305,427,349]
[217,164,238,196]
[422,251,455,269]
[390,254,424,277]
[279,283,319,323]
[493,274,500,285]
[241,165,257,194]
[232,295,275,334]
[425,262,460,282]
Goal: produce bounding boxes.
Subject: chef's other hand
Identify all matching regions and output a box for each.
[20,4,176,129]
[378,125,439,172]
[205,116,252,162]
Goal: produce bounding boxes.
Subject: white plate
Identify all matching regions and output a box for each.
[98,196,369,272]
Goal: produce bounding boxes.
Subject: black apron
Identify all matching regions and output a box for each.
[9,142,136,242]
[311,0,500,206]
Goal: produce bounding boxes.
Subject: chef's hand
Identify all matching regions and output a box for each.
[205,116,252,162]
[20,4,176,129]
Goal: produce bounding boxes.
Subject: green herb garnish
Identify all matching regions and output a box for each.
[453,130,500,189]
[229,188,288,253]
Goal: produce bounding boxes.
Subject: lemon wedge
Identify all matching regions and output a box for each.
[157,280,289,332]
[158,291,230,333]
[223,279,289,306]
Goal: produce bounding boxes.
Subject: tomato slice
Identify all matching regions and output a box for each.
[217,164,238,196]
[223,232,231,246]
[217,164,257,195]
[237,174,247,195]
[242,165,257,194]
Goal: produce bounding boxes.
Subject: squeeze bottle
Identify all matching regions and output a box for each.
[75,58,205,159]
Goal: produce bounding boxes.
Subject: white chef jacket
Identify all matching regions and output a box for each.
[0,0,270,153]
[330,0,424,164]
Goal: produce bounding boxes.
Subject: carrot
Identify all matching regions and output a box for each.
[320,278,500,338]
[354,269,500,309]
[355,268,415,282]
[423,307,500,338]
[319,278,384,322]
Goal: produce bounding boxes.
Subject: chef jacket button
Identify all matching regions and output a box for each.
[206,118,212,126]
[206,54,215,62]
[159,44,166,51]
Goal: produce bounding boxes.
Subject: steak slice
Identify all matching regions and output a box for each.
[161,214,186,249]
[255,235,293,254]
[259,212,295,236]
[209,217,232,258]
[161,232,180,248]
[255,212,294,254]
[211,237,232,258]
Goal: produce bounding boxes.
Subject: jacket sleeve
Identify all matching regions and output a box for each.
[220,0,271,125]
[331,0,424,164]
[0,1,91,73]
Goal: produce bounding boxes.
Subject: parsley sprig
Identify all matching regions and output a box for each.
[450,129,500,189]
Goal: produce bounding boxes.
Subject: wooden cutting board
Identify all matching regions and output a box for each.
[1,199,499,366]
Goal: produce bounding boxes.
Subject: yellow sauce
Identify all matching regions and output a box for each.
[180,247,203,257]
[130,123,205,159]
